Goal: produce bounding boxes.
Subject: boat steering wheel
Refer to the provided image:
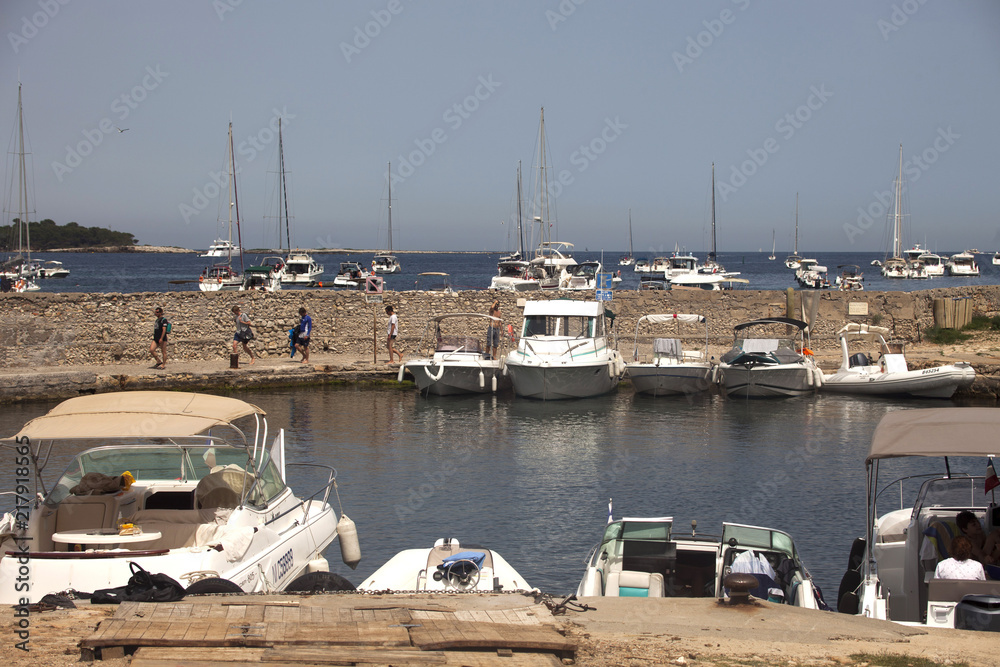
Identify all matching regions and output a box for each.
[438,558,481,590]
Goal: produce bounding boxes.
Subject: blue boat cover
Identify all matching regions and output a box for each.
[440,551,486,568]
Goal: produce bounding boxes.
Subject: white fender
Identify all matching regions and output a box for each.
[424,364,445,382]
[711,365,719,384]
[337,513,361,570]
[813,367,824,387]
[397,364,406,382]
[806,369,814,387]
[478,370,485,389]
[491,374,497,392]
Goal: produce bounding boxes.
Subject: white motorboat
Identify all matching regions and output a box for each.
[903,243,925,263]
[400,313,511,395]
[821,323,974,398]
[577,512,825,609]
[200,238,241,259]
[633,258,651,273]
[664,250,699,279]
[279,251,323,284]
[561,260,607,291]
[414,271,453,292]
[490,259,541,292]
[668,273,747,291]
[505,299,625,400]
[837,408,1000,628]
[835,265,864,291]
[199,122,244,291]
[795,259,830,289]
[36,260,70,279]
[332,261,370,288]
[241,264,282,292]
[529,241,577,290]
[946,251,980,276]
[0,391,359,604]
[625,313,714,396]
[372,161,403,275]
[907,260,929,279]
[784,194,802,269]
[358,538,532,593]
[917,251,945,276]
[993,251,1000,266]
[718,318,822,398]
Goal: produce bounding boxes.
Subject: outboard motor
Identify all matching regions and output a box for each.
[848,352,871,368]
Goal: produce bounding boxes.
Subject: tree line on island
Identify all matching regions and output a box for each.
[2,219,137,251]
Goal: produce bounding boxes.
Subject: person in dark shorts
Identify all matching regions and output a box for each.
[385,305,403,363]
[295,306,312,363]
[150,307,168,369]
[231,305,256,364]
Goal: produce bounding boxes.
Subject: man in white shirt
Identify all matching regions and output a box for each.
[385,305,403,363]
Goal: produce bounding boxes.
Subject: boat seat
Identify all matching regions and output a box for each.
[195,466,247,509]
[425,541,493,573]
[128,508,233,551]
[606,570,664,597]
[54,492,136,534]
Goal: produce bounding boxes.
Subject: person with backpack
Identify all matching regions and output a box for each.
[231,305,256,365]
[150,306,169,369]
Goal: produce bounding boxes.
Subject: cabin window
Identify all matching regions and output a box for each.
[255,455,287,504]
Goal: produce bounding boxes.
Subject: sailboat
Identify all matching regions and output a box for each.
[1,82,40,293]
[491,161,538,291]
[699,163,728,274]
[265,118,323,286]
[618,208,634,266]
[783,194,803,269]
[527,107,577,289]
[880,145,908,279]
[372,161,402,274]
[199,122,246,292]
[768,229,776,260]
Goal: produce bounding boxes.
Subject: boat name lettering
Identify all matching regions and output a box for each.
[921,367,940,375]
[271,548,294,583]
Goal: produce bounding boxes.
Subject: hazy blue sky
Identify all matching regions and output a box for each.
[2,1,999,254]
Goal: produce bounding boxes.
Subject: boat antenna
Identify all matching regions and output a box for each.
[516,160,525,258]
[387,160,393,253]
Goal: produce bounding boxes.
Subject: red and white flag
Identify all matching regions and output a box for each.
[986,458,999,494]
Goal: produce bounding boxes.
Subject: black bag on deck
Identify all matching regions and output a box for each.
[91,562,186,604]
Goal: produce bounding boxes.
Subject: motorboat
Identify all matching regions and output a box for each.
[906,260,929,279]
[198,263,243,291]
[561,260,606,291]
[490,259,541,292]
[371,252,401,275]
[281,251,324,285]
[795,258,830,289]
[200,238,241,259]
[241,265,282,292]
[504,299,625,400]
[528,241,577,290]
[946,251,980,277]
[837,408,1000,628]
[36,260,70,279]
[332,261,370,288]
[835,265,864,291]
[881,257,907,279]
[414,271,453,293]
[0,391,359,604]
[821,324,975,398]
[633,258,650,273]
[718,318,822,398]
[399,313,511,395]
[903,243,925,263]
[917,251,945,277]
[668,273,747,291]
[357,538,532,593]
[993,251,1000,266]
[577,512,825,609]
[625,313,714,396]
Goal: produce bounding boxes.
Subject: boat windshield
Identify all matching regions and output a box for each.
[721,523,796,559]
[523,314,600,337]
[914,476,990,513]
[46,445,266,506]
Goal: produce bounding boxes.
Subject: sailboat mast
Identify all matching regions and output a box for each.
[387,161,393,253]
[538,107,549,247]
[278,118,290,251]
[16,83,30,263]
[516,160,525,257]
[894,143,903,258]
[709,163,717,262]
[794,193,799,255]
[229,122,245,273]
[628,208,633,257]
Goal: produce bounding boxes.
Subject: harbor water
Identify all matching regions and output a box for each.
[0,385,975,602]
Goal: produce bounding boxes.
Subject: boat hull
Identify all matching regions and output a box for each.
[720,364,817,398]
[822,364,975,398]
[626,363,714,396]
[407,359,511,395]
[505,359,620,400]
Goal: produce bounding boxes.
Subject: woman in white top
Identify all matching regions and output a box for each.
[934,535,986,580]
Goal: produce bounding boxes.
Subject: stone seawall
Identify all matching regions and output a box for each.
[1,286,997,369]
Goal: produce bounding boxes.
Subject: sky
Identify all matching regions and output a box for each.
[2,1,999,254]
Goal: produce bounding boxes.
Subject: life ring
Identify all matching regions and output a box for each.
[199,275,204,282]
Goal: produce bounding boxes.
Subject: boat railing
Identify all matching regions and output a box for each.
[873,472,971,514]
[263,463,338,527]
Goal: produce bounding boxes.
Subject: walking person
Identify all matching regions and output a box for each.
[231,305,256,365]
[385,305,403,363]
[295,306,312,363]
[150,306,169,369]
[487,299,502,359]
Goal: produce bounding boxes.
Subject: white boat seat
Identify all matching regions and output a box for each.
[605,570,664,597]
[129,508,233,551]
[195,466,248,509]
[741,339,779,354]
[927,578,1000,603]
[54,493,135,533]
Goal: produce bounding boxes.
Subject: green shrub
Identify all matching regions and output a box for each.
[961,315,1000,331]
[924,326,971,344]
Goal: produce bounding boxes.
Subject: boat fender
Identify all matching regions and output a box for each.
[806,369,814,387]
[813,368,824,387]
[608,361,615,379]
[397,364,406,382]
[337,513,361,570]
[491,374,497,392]
[711,365,718,384]
[478,370,485,389]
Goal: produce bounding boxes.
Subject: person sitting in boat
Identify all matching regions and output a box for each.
[933,535,985,580]
[956,510,1000,565]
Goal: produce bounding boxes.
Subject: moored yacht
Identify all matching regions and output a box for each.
[916,251,945,276]
[281,251,324,285]
[625,313,714,396]
[504,299,625,400]
[718,318,822,398]
[946,251,979,276]
[399,313,511,395]
[332,261,370,289]
[200,238,241,259]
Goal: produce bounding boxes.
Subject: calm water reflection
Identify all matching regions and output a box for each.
[0,387,967,597]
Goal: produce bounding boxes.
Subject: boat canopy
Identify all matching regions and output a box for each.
[733,317,808,332]
[837,323,890,338]
[637,314,705,325]
[523,299,603,318]
[867,408,1000,463]
[8,391,265,441]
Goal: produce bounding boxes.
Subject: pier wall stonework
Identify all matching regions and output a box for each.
[0,286,997,369]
